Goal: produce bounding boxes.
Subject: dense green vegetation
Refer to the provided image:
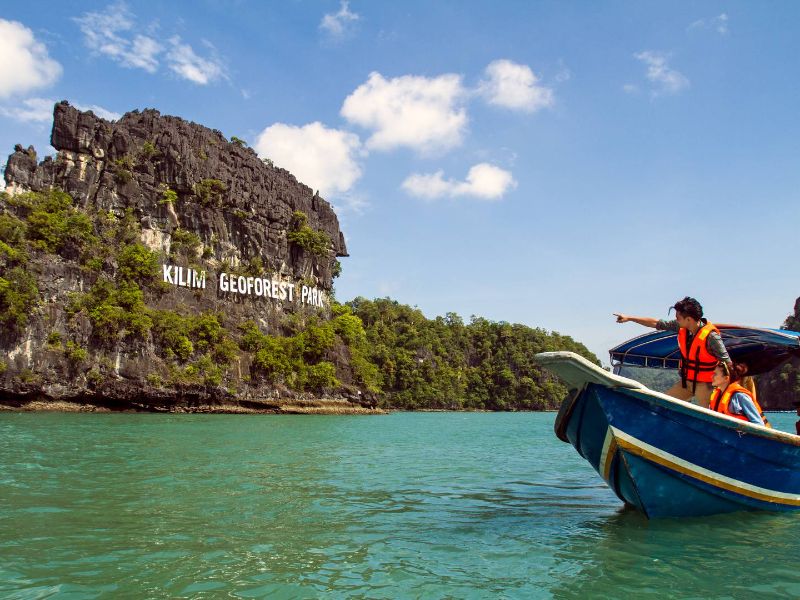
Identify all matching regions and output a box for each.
[159,188,178,205]
[0,189,367,393]
[347,298,596,410]
[287,211,331,257]
[149,311,239,386]
[0,187,599,409]
[141,141,160,160]
[0,267,38,330]
[170,228,202,258]
[113,156,134,184]
[4,188,96,257]
[0,188,101,331]
[238,303,380,392]
[193,178,227,206]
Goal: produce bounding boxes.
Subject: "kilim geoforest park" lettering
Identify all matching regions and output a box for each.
[162,264,327,308]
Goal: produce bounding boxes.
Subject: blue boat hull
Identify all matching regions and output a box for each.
[555,381,800,518]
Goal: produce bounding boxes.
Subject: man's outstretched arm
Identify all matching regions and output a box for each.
[613,313,659,328]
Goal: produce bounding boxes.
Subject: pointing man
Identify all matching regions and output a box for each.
[614,297,732,408]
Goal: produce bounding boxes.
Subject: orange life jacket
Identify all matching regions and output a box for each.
[709,383,772,428]
[677,321,720,387]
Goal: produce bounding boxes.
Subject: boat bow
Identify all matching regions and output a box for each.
[536,351,800,518]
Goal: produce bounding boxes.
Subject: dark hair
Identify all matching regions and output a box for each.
[670,296,703,321]
[717,362,748,383]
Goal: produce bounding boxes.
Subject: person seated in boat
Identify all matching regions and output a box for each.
[710,362,771,427]
[613,296,732,408]
[740,374,758,402]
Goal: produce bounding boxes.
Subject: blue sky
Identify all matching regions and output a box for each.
[1,1,798,363]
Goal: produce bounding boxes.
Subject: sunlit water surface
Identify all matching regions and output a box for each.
[1,412,799,599]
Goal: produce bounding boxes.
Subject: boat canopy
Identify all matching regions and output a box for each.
[609,326,800,375]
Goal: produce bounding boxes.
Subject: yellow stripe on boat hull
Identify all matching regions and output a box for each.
[610,426,800,507]
[599,428,617,482]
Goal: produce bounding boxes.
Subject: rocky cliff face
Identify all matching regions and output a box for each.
[6,101,347,276]
[0,102,377,413]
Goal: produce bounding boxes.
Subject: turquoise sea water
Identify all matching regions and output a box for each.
[1,411,799,599]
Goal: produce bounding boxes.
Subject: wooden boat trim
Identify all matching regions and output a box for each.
[599,428,617,482]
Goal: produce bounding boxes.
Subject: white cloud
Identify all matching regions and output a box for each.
[0,98,121,124]
[254,122,362,198]
[479,59,554,112]
[128,35,162,71]
[622,83,639,94]
[320,1,360,39]
[74,103,121,121]
[0,98,120,124]
[714,13,730,34]
[0,97,55,122]
[402,163,517,201]
[554,63,572,84]
[689,13,729,35]
[166,37,225,85]
[75,3,226,85]
[634,51,689,95]
[75,3,161,73]
[332,192,369,215]
[341,71,468,154]
[0,20,62,99]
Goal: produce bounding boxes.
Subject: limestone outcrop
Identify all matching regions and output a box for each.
[6,101,347,277]
[0,102,378,413]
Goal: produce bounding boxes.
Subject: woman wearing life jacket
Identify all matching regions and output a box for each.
[709,362,771,427]
[613,296,732,408]
[739,375,759,403]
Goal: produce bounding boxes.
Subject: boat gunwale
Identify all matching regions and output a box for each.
[537,351,800,447]
[612,382,800,446]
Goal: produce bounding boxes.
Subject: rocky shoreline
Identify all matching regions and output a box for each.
[0,394,383,414]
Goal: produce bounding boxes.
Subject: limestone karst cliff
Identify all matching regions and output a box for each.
[0,101,378,413]
[6,101,347,277]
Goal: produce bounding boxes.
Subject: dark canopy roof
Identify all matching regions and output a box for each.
[609,326,800,375]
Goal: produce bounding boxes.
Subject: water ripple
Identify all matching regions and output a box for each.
[1,412,799,598]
